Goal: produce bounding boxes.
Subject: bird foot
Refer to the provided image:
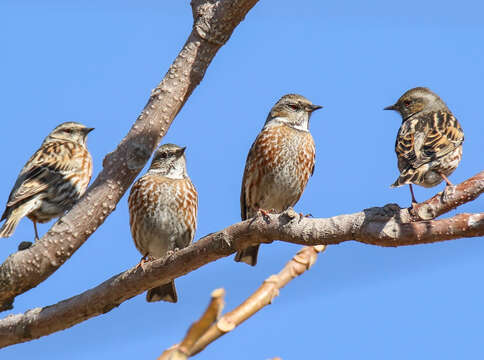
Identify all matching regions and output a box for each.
[298,212,313,223]
[165,249,178,257]
[257,209,272,223]
[135,254,149,270]
[442,184,456,203]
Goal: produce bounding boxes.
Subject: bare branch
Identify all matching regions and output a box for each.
[158,246,324,358]
[0,0,259,312]
[158,288,225,360]
[0,171,481,347]
[410,170,484,220]
[189,245,326,356]
[0,203,482,348]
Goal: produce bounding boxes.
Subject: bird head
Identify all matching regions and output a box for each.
[384,87,448,121]
[149,143,187,179]
[266,94,322,131]
[46,122,94,145]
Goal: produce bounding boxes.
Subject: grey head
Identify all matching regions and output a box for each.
[384,87,449,122]
[265,93,323,132]
[44,122,94,146]
[149,143,187,179]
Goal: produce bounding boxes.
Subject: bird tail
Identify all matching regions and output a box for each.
[0,206,27,238]
[146,281,178,303]
[390,170,419,188]
[235,245,260,266]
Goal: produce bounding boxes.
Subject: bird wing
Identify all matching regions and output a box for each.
[240,140,256,221]
[5,142,75,210]
[418,111,464,167]
[310,151,315,177]
[240,129,269,221]
[395,111,464,171]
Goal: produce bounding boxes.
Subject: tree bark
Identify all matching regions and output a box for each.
[0,0,260,312]
[0,172,481,348]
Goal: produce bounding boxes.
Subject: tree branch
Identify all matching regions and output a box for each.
[158,288,226,360]
[189,245,326,357]
[0,0,259,312]
[0,169,481,348]
[410,170,484,220]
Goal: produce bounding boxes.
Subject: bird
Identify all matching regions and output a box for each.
[384,87,464,203]
[235,94,322,266]
[128,143,198,303]
[0,122,94,240]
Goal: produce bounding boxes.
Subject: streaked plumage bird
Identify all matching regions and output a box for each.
[235,94,321,266]
[128,144,198,303]
[384,87,464,203]
[0,122,94,240]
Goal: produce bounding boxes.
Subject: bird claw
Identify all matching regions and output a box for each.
[257,209,271,223]
[442,184,456,203]
[298,212,312,222]
[166,249,176,257]
[135,254,149,270]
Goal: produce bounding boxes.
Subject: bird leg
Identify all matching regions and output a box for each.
[440,173,454,186]
[136,253,149,269]
[409,184,418,204]
[33,221,40,241]
[440,173,456,203]
[299,213,313,218]
[257,209,272,222]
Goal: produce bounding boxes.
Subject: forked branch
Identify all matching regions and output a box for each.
[0,0,260,312]
[158,288,226,360]
[159,246,326,359]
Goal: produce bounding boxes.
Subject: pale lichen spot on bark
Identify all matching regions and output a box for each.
[468,214,482,229]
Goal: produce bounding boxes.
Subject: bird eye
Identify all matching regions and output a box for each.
[65,129,73,134]
[288,104,299,111]
[403,100,412,107]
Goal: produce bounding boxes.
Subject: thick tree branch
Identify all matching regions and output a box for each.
[0,176,482,348]
[0,0,259,312]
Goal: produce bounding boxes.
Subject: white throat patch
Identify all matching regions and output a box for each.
[267,117,309,132]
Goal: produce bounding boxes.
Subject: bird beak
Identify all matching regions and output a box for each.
[309,104,323,112]
[84,127,95,134]
[179,146,187,155]
[383,104,397,111]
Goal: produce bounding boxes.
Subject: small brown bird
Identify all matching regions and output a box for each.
[235,94,321,266]
[384,87,464,203]
[128,144,198,303]
[0,122,94,240]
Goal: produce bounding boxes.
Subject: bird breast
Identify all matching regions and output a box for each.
[129,175,197,258]
[243,124,315,217]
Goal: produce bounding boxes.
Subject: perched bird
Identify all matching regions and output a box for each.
[128,144,198,303]
[0,122,94,240]
[235,94,322,266]
[384,87,464,203]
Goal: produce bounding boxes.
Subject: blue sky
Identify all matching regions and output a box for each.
[1,1,483,359]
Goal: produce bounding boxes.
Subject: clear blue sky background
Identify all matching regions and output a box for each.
[1,1,483,359]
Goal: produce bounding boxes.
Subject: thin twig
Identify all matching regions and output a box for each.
[189,245,326,356]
